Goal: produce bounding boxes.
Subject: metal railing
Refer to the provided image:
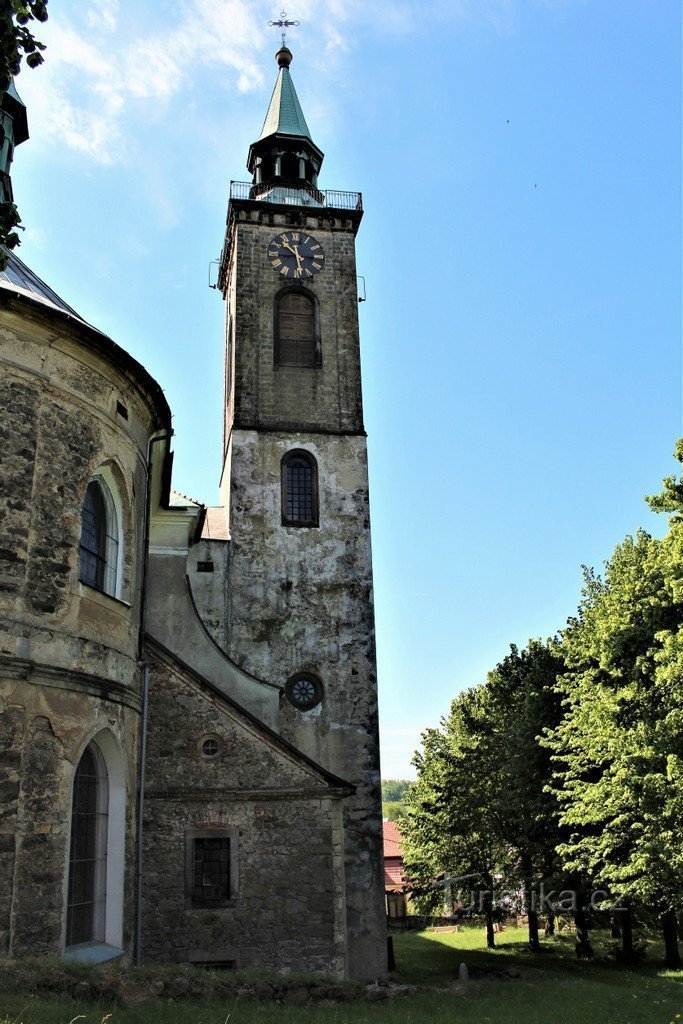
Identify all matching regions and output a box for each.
[229,180,362,211]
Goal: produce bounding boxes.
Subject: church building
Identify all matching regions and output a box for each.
[0,44,386,981]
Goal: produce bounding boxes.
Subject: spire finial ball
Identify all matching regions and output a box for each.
[276,46,293,69]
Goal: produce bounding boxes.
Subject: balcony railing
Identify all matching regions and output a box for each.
[229,180,362,212]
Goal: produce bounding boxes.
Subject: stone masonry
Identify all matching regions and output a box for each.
[142,642,350,973]
[219,202,387,982]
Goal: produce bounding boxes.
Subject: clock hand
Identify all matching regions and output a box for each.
[285,242,304,276]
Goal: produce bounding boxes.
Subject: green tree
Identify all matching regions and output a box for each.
[484,640,566,951]
[381,779,412,803]
[401,687,510,947]
[545,455,683,968]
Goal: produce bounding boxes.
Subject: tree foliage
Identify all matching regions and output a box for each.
[1,0,48,93]
[542,447,683,964]
[381,779,411,803]
[401,645,564,948]
[403,443,683,966]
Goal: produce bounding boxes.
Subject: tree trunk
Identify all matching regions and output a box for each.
[483,888,495,949]
[621,905,634,962]
[545,911,555,937]
[610,913,622,940]
[662,909,682,970]
[521,852,541,952]
[574,906,594,959]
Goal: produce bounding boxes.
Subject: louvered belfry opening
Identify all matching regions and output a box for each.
[277,291,316,366]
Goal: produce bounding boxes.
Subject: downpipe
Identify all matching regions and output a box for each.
[134,430,173,966]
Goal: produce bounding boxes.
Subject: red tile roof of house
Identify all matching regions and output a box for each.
[383,820,405,889]
[201,506,229,541]
[383,820,404,858]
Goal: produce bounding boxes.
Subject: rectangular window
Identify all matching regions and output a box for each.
[185,829,238,907]
[193,837,230,901]
[287,461,314,522]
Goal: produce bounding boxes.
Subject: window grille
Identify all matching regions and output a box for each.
[193,837,231,901]
[79,478,120,597]
[66,743,109,947]
[282,451,318,526]
[79,482,107,590]
[276,291,316,367]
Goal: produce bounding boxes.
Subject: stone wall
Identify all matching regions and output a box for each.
[224,207,364,435]
[0,679,139,956]
[186,539,230,651]
[217,201,386,982]
[226,427,385,981]
[142,645,349,974]
[0,291,168,959]
[0,296,167,689]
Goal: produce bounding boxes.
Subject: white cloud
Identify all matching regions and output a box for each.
[86,0,120,32]
[19,0,272,164]
[16,0,554,167]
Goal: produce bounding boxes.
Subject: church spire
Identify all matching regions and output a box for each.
[0,82,29,205]
[247,46,324,205]
[258,46,311,142]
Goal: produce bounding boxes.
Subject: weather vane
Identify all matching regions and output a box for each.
[268,10,300,47]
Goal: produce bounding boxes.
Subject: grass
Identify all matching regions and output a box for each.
[0,926,681,1024]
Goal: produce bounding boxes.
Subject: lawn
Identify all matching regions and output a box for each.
[0,926,681,1024]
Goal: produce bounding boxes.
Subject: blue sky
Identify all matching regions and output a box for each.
[11,0,681,777]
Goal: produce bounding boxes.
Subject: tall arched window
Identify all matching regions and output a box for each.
[275,290,319,367]
[66,742,109,948]
[281,450,319,527]
[79,476,120,597]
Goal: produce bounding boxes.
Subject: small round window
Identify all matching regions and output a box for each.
[201,737,220,758]
[285,674,323,711]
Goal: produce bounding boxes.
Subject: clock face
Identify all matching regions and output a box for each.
[267,231,325,280]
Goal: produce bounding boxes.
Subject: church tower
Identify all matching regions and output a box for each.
[218,46,386,980]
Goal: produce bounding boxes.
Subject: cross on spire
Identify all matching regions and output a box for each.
[268,10,300,48]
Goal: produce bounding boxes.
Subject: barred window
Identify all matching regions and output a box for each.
[186,829,238,906]
[275,290,318,367]
[79,477,120,597]
[193,837,230,901]
[66,743,109,947]
[281,450,319,527]
[79,482,107,591]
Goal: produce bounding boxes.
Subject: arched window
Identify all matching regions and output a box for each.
[66,742,109,948]
[79,476,120,597]
[275,290,319,367]
[281,450,319,527]
[280,151,299,181]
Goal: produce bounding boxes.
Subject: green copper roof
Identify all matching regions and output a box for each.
[258,66,311,141]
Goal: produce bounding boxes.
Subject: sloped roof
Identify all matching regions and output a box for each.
[170,489,204,509]
[383,820,404,859]
[258,65,311,141]
[202,506,229,541]
[145,635,355,795]
[0,247,82,319]
[0,247,171,429]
